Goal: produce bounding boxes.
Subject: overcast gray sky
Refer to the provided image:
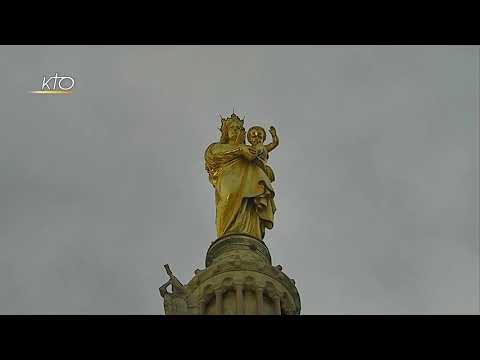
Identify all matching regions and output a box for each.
[0,45,478,314]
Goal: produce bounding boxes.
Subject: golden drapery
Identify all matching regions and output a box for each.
[205,142,276,240]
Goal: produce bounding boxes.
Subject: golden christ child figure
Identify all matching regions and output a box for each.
[247,126,279,182]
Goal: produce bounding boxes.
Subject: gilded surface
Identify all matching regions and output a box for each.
[204,113,279,240]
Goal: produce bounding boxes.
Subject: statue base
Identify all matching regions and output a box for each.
[160,234,301,315]
[206,233,272,267]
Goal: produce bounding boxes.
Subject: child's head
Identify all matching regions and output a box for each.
[247,126,266,146]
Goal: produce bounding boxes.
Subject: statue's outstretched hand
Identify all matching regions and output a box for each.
[269,126,277,137]
[240,145,257,161]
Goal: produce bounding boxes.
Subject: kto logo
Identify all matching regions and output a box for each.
[31,73,75,95]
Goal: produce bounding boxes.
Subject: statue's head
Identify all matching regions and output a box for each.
[219,112,245,144]
[247,126,266,146]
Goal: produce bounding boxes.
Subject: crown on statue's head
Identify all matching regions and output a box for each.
[218,110,245,132]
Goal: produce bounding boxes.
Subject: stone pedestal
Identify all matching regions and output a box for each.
[160,234,301,315]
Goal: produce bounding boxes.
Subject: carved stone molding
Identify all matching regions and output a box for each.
[188,269,300,315]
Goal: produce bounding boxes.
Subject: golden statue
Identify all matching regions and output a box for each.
[204,112,279,241]
[159,115,301,315]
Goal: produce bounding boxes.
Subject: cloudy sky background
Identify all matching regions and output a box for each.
[0,45,478,314]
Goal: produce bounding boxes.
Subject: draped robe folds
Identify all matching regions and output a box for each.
[205,142,276,240]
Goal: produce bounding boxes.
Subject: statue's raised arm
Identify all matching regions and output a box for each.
[159,264,188,315]
[265,126,279,153]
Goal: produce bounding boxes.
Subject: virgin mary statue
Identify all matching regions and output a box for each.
[204,112,276,241]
